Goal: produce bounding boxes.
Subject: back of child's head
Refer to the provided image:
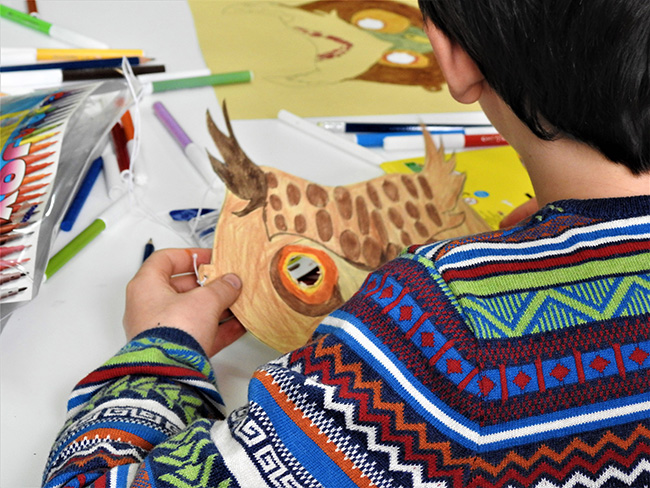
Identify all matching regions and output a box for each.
[418,0,650,174]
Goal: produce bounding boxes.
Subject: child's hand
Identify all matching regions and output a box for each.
[499,197,539,229]
[123,248,246,357]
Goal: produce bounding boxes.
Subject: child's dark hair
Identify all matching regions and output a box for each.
[418,0,650,174]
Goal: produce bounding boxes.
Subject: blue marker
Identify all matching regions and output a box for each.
[351,129,465,147]
[60,156,103,231]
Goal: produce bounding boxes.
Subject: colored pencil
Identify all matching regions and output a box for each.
[21,172,51,186]
[60,156,103,231]
[0,221,31,234]
[0,56,150,73]
[1,47,145,65]
[0,259,29,272]
[0,4,108,49]
[0,287,27,300]
[0,271,27,285]
[24,161,54,175]
[317,121,491,133]
[14,191,45,205]
[0,245,29,258]
[0,232,31,245]
[142,238,154,262]
[1,65,165,86]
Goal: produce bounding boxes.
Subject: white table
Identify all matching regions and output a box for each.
[0,2,486,486]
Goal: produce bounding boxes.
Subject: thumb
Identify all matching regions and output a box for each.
[201,273,242,309]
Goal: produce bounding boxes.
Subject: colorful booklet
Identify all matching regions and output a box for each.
[381,145,535,230]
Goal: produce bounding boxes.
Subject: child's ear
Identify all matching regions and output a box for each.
[424,21,485,104]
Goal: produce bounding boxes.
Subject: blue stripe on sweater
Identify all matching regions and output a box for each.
[435,219,649,267]
[248,377,358,488]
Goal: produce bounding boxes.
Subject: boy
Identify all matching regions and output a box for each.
[43,1,649,486]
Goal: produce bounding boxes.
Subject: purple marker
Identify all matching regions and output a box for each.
[152,101,216,186]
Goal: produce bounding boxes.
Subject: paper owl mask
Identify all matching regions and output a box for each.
[198,105,490,352]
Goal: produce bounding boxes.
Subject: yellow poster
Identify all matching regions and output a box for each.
[382,146,536,230]
[188,0,480,119]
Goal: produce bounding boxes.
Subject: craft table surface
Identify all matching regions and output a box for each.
[0,2,487,486]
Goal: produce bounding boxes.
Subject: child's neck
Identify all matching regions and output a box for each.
[517,134,650,207]
[478,89,649,207]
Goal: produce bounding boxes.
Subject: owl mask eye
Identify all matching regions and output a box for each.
[270,245,344,317]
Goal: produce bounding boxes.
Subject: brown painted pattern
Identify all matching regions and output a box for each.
[260,147,473,270]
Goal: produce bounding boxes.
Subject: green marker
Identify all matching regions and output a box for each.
[141,70,253,95]
[45,195,129,279]
[0,4,108,49]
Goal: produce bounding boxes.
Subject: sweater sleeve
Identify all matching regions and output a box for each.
[41,327,231,488]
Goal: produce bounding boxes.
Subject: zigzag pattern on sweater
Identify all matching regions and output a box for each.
[279,334,650,487]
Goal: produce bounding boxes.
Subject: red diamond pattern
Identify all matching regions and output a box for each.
[399,306,413,322]
[589,355,610,373]
[379,285,394,299]
[513,371,531,390]
[447,359,462,375]
[478,376,495,396]
[630,347,649,366]
[421,332,435,348]
[550,363,570,381]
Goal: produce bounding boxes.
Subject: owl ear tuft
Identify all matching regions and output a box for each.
[205,101,268,216]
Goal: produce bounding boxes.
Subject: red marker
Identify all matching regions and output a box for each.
[383,131,508,151]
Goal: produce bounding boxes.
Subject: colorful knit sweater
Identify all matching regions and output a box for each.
[43,196,650,488]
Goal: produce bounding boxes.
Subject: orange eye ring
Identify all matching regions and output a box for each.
[272,245,338,305]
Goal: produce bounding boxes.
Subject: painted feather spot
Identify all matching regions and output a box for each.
[287,183,302,206]
[306,183,329,207]
[316,209,334,242]
[334,186,353,220]
[340,229,361,260]
[418,175,433,199]
[366,182,382,209]
[382,180,400,201]
[356,196,370,235]
[402,175,418,198]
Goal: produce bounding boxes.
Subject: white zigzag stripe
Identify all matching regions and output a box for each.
[431,215,650,271]
[271,370,397,488]
[56,440,144,471]
[322,315,650,447]
[265,366,449,488]
[530,459,650,488]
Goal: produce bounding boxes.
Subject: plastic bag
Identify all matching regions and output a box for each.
[0,79,137,328]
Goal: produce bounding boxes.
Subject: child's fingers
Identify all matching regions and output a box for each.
[169,273,203,293]
[137,248,212,283]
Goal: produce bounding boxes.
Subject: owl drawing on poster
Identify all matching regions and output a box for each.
[220,0,445,91]
[198,104,490,353]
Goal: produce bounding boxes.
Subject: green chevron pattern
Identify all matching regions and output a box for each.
[152,420,231,488]
[460,274,650,338]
